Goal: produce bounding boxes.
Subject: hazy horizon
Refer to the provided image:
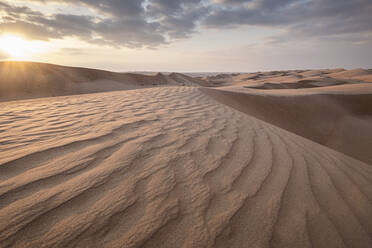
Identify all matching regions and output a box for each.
[5,60,372,74]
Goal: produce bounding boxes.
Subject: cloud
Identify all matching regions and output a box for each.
[146,0,208,38]
[0,1,168,47]
[0,0,208,47]
[204,0,372,43]
[0,0,371,48]
[59,47,88,56]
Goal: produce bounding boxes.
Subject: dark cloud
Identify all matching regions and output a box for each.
[0,1,167,47]
[146,0,208,38]
[204,0,372,42]
[0,0,371,47]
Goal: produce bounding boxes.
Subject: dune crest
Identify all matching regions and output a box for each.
[201,86,372,165]
[0,87,371,247]
[0,62,202,101]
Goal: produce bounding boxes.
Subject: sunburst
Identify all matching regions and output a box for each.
[0,34,46,59]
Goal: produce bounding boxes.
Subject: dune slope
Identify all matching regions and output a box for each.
[0,87,371,248]
[0,62,202,101]
[201,85,372,165]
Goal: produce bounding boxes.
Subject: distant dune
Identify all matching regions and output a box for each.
[1,65,372,247]
[0,61,203,101]
[328,68,372,82]
[203,68,372,87]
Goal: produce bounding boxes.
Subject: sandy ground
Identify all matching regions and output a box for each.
[1,86,372,247]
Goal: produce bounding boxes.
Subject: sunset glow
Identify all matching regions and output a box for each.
[0,34,46,60]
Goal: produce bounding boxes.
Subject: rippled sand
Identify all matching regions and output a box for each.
[0,87,372,247]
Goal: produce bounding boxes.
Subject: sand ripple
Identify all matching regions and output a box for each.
[0,87,371,247]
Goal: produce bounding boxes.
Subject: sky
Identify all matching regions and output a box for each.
[0,0,371,72]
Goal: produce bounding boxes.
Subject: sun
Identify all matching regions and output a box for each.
[0,34,46,59]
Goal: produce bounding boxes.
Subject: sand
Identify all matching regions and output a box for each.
[201,84,372,165]
[0,86,372,248]
[203,68,372,88]
[201,68,372,164]
[0,62,202,101]
[1,65,372,247]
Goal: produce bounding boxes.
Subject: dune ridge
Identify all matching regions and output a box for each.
[0,62,203,101]
[203,68,372,88]
[201,87,372,165]
[0,87,371,247]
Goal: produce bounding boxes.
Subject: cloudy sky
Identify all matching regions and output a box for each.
[0,0,371,72]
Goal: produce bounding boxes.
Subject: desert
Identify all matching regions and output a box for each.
[0,62,372,247]
[1,0,372,247]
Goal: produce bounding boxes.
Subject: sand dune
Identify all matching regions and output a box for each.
[202,84,372,165]
[204,68,372,88]
[326,69,372,83]
[0,86,372,247]
[200,68,372,165]
[0,62,202,101]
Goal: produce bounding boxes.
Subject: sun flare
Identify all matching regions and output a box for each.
[0,34,46,59]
